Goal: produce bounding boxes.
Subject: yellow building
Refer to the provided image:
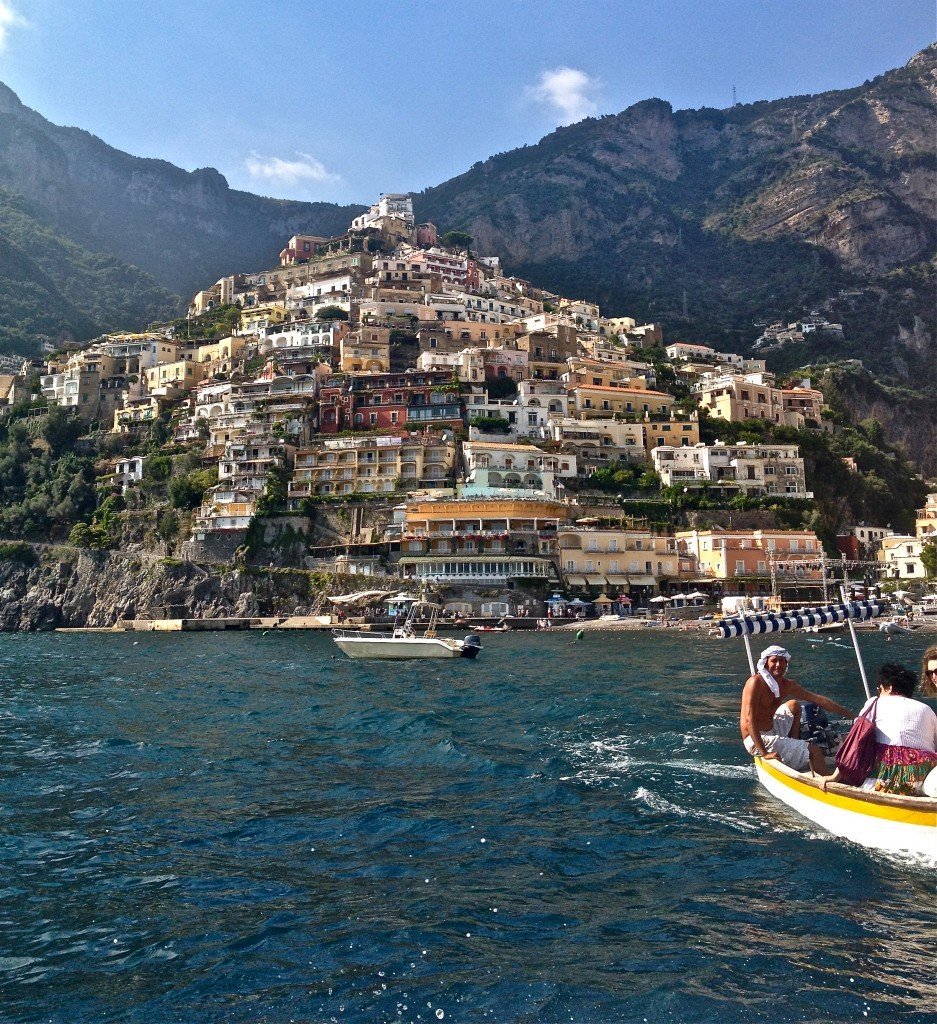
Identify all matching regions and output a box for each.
[197,334,247,371]
[398,496,569,585]
[557,527,679,591]
[340,327,391,372]
[145,359,208,395]
[695,373,823,428]
[644,417,700,456]
[239,303,289,333]
[916,493,937,541]
[567,384,675,420]
[289,433,455,500]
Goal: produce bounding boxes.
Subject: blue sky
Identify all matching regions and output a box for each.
[0,1,932,206]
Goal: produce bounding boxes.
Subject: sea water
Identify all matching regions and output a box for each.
[0,629,934,1023]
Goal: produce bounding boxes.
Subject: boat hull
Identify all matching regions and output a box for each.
[333,635,469,659]
[754,756,937,855]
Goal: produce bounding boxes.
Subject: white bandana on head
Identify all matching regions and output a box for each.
[756,644,791,699]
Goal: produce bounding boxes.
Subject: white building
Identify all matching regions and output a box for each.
[351,193,414,231]
[461,441,576,497]
[880,536,927,580]
[651,441,811,496]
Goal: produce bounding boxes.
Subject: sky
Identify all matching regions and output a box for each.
[0,1,933,207]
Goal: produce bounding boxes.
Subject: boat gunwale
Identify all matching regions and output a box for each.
[755,756,937,822]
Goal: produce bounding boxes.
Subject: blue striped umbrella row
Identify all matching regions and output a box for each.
[715,600,886,639]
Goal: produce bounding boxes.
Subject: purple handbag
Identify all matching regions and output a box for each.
[834,698,879,785]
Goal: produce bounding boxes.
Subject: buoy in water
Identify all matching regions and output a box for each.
[576,629,585,640]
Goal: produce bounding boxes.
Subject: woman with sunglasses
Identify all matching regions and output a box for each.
[920,644,937,698]
[858,662,937,796]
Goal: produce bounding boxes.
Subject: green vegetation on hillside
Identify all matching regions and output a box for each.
[0,405,96,538]
[698,415,927,538]
[0,188,181,356]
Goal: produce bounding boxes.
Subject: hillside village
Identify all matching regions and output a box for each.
[1,194,934,618]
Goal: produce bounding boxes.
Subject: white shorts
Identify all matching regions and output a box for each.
[744,705,811,772]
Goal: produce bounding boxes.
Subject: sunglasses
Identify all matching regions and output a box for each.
[928,665,937,676]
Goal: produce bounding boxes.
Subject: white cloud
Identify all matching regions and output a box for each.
[244,152,341,186]
[529,67,598,124]
[0,2,26,50]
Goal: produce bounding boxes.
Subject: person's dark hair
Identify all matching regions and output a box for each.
[878,662,917,698]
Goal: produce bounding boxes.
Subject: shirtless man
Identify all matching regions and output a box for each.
[740,644,853,775]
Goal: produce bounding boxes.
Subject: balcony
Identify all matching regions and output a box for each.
[402,528,509,541]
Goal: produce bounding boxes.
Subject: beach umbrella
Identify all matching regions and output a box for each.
[649,595,670,603]
[568,597,591,606]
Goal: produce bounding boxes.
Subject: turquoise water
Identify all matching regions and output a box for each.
[0,629,934,1023]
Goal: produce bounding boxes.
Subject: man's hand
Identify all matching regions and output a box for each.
[756,751,779,760]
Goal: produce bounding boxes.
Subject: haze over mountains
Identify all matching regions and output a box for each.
[0,45,933,386]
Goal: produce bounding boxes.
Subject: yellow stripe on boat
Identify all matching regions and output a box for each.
[758,757,937,827]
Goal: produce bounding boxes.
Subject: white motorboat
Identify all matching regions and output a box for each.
[718,598,937,856]
[333,602,482,660]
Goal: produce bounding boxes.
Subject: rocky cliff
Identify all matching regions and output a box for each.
[0,549,338,631]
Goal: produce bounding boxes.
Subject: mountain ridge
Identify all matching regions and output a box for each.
[0,47,933,396]
[414,44,936,368]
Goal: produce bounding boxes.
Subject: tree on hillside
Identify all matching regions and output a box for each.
[922,541,937,579]
[315,305,349,321]
[440,230,473,250]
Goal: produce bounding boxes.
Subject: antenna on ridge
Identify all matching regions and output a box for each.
[732,85,737,107]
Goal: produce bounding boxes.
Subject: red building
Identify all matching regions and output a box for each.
[318,369,464,434]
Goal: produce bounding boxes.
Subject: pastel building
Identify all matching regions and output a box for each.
[676,529,824,591]
[461,441,576,497]
[289,433,456,501]
[694,372,823,428]
[557,527,679,593]
[397,496,568,585]
[879,536,927,580]
[915,494,937,540]
[340,327,391,373]
[567,384,675,420]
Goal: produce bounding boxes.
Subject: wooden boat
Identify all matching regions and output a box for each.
[718,599,937,856]
[754,756,937,856]
[333,602,482,660]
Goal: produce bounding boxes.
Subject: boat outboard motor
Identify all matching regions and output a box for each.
[800,702,838,754]
[460,634,483,658]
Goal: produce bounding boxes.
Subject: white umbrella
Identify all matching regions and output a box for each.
[649,595,671,603]
[686,591,707,600]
